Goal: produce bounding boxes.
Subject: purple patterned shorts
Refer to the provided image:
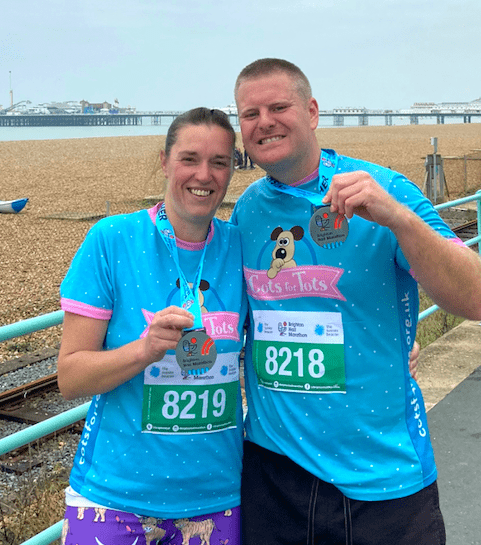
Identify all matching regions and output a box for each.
[61,505,240,545]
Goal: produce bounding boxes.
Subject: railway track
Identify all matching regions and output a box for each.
[451,219,479,247]
[0,374,59,425]
[0,350,85,477]
[0,348,61,426]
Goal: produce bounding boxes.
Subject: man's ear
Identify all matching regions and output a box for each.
[308,97,319,131]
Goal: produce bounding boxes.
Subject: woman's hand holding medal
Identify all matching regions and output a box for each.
[141,305,194,365]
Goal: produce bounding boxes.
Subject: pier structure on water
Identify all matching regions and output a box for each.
[1,107,481,128]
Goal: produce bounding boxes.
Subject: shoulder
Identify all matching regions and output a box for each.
[337,154,399,180]
[88,208,152,240]
[237,175,269,201]
[211,216,241,241]
[337,154,419,195]
[232,175,270,219]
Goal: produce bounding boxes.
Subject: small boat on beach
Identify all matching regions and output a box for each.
[0,198,29,214]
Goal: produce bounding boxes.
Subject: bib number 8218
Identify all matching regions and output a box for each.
[265,346,325,378]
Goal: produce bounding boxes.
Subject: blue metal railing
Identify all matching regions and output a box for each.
[0,190,480,544]
[0,310,64,343]
[0,309,89,545]
[418,190,481,320]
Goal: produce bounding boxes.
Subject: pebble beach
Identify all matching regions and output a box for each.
[1,123,480,363]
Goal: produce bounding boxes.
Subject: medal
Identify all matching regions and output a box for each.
[175,328,217,375]
[309,205,349,248]
[266,150,349,249]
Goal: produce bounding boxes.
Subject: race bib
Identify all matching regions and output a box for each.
[253,310,346,393]
[142,353,239,434]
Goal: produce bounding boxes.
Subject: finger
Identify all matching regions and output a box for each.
[159,305,195,320]
[151,312,194,333]
[327,179,340,212]
[328,172,355,213]
[322,188,332,205]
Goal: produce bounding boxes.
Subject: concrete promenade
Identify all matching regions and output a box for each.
[419,320,481,544]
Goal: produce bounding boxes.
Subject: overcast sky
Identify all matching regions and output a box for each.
[1,0,480,112]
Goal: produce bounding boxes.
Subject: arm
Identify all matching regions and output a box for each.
[323,171,481,320]
[58,306,194,400]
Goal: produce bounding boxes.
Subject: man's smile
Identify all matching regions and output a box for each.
[259,135,285,145]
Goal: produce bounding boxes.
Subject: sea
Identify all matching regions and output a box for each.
[0,123,171,142]
[0,116,476,143]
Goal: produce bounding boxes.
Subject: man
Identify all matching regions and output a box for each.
[231,58,481,544]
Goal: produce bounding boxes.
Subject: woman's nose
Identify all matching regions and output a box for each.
[195,161,212,181]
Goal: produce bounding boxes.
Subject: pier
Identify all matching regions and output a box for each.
[0,113,144,127]
[1,110,481,128]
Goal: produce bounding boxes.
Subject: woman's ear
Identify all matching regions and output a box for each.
[160,150,168,177]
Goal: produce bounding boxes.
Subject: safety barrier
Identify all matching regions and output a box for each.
[419,190,481,320]
[0,190,480,544]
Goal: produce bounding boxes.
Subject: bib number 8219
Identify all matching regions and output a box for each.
[265,346,325,379]
[161,388,226,420]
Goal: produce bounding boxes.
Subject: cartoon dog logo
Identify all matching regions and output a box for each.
[176,278,210,313]
[267,226,304,279]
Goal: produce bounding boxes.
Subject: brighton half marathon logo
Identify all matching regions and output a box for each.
[182,334,215,357]
[176,329,217,376]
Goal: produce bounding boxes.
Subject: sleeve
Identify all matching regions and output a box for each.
[60,221,114,320]
[388,173,462,272]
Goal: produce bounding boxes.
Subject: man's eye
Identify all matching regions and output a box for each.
[242,111,258,119]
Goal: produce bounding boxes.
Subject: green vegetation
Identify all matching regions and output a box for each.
[0,455,68,544]
[416,291,464,349]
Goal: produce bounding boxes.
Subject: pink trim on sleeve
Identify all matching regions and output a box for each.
[61,298,112,320]
[450,237,467,248]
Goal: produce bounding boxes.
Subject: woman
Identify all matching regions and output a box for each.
[58,108,247,545]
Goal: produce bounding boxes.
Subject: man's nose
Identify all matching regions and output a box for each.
[258,109,275,130]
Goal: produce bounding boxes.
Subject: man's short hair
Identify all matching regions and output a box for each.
[235,58,312,103]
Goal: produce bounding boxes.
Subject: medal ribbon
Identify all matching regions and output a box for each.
[265,149,339,205]
[155,202,210,330]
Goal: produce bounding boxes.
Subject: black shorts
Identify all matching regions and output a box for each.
[241,441,446,545]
